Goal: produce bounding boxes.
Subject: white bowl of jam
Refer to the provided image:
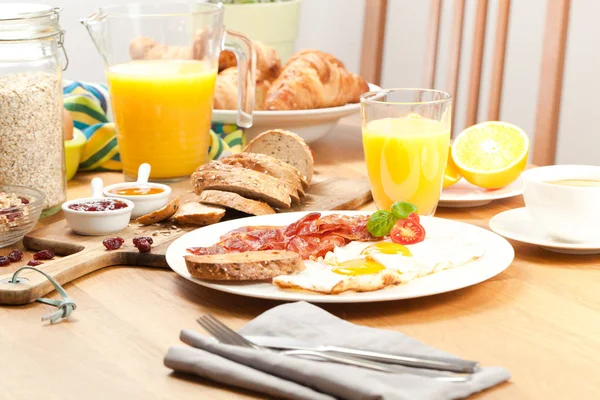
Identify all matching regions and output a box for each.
[62,178,134,235]
[103,163,171,219]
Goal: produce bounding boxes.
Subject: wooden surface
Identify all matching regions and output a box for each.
[0,176,371,305]
[422,0,442,89]
[447,0,466,134]
[465,0,489,128]
[533,0,571,165]
[2,116,600,399]
[359,0,388,85]
[487,0,511,121]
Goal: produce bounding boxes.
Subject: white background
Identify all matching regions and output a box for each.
[13,0,598,165]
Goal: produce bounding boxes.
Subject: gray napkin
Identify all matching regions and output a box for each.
[164,302,510,400]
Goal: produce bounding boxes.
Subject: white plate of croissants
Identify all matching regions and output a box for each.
[212,43,379,143]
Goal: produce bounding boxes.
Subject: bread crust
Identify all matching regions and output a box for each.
[221,152,306,196]
[198,190,275,216]
[135,197,180,225]
[172,202,226,226]
[192,161,293,209]
[243,129,314,185]
[185,250,304,280]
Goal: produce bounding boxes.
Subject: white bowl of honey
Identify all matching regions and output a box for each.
[103,163,171,219]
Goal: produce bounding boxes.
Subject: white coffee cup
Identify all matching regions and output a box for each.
[522,165,600,243]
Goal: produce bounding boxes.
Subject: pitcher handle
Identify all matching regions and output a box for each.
[223,29,256,128]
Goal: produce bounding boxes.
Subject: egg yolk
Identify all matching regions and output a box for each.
[361,242,412,257]
[332,258,386,276]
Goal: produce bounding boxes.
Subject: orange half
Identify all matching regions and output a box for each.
[452,121,529,189]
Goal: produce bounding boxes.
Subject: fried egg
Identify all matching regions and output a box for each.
[272,235,484,294]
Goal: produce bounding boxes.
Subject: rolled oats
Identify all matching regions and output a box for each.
[0,191,29,233]
[0,72,65,209]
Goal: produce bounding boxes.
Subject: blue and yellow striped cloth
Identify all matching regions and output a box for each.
[63,81,244,173]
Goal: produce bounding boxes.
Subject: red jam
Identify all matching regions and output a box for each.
[68,199,128,212]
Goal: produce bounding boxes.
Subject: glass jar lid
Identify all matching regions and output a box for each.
[0,3,62,41]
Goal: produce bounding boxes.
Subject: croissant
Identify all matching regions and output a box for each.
[219,41,281,82]
[263,50,370,111]
[213,67,271,110]
[129,36,205,60]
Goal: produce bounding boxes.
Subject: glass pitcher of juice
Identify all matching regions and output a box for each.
[81,1,255,181]
[361,89,452,216]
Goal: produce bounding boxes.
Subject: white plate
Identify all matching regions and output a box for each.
[166,211,514,303]
[212,84,381,144]
[439,178,523,208]
[490,207,600,255]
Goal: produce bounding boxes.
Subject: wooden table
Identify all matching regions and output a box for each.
[2,116,599,400]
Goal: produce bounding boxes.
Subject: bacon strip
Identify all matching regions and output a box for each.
[186,213,375,259]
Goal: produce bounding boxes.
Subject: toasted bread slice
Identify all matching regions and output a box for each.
[195,161,299,204]
[192,162,292,209]
[172,202,226,226]
[243,129,314,185]
[208,158,301,203]
[136,197,180,225]
[185,250,304,280]
[221,152,306,194]
[198,190,275,216]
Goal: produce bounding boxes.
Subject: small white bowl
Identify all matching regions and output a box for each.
[103,163,171,219]
[62,178,133,236]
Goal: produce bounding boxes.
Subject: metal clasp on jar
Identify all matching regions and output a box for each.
[52,7,69,71]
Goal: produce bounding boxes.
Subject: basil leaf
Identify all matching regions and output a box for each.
[391,201,418,220]
[367,210,398,237]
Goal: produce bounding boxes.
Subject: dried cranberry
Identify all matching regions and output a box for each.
[18,197,30,205]
[7,249,23,262]
[33,250,55,260]
[27,260,43,266]
[103,237,125,250]
[136,239,152,253]
[133,236,153,247]
[0,256,9,267]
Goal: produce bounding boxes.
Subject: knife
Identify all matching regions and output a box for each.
[245,335,480,373]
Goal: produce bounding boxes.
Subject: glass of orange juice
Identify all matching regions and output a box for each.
[82,2,255,181]
[360,89,452,216]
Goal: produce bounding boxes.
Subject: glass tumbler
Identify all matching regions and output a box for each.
[361,89,452,216]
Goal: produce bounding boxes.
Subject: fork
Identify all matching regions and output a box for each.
[196,314,471,382]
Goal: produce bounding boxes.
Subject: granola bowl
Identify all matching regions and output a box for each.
[0,185,45,248]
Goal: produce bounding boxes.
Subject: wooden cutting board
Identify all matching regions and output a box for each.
[0,176,372,305]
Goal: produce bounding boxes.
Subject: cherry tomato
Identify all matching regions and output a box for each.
[390,219,426,245]
[407,212,420,224]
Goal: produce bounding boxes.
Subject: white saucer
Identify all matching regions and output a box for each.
[489,207,600,255]
[439,178,523,208]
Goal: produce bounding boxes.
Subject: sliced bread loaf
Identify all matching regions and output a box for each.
[243,129,314,185]
[136,197,180,225]
[192,162,292,209]
[185,250,304,280]
[198,190,275,216]
[172,202,226,226]
[196,161,299,203]
[221,152,306,194]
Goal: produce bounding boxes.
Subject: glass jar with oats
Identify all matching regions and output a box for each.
[0,4,68,216]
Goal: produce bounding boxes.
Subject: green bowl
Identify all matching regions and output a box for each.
[64,129,86,181]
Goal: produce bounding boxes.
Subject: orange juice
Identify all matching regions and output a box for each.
[107,60,217,180]
[362,116,450,215]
